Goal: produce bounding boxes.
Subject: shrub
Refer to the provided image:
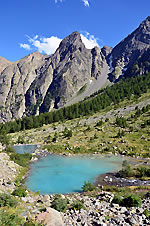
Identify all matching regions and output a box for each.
[52,132,57,142]
[0,194,18,207]
[0,210,23,226]
[143,209,150,218]
[23,219,45,225]
[116,116,127,128]
[70,200,86,211]
[82,181,96,192]
[17,135,25,144]
[121,194,142,207]
[118,161,133,178]
[10,152,32,167]
[12,185,27,197]
[63,127,72,138]
[51,195,68,212]
[112,194,142,208]
[96,120,103,127]
[5,146,15,154]
[136,166,150,178]
[111,195,123,205]
[117,129,125,138]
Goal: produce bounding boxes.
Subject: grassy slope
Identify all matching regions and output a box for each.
[9,91,150,158]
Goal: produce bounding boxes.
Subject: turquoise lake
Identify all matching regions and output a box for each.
[26,154,123,194]
[13,145,123,194]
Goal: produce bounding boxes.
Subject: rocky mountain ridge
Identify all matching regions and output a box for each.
[0,17,150,122]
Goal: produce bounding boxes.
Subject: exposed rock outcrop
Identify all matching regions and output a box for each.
[0,17,150,122]
[108,16,150,81]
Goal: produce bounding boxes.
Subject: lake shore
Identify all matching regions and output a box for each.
[13,143,150,191]
[95,172,150,187]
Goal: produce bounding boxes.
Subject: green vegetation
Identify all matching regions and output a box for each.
[0,194,18,208]
[12,185,27,197]
[77,84,87,95]
[82,181,97,192]
[70,200,86,211]
[4,146,32,167]
[63,127,72,138]
[118,160,150,180]
[143,209,150,218]
[112,194,142,207]
[0,210,23,226]
[1,73,150,133]
[116,116,127,128]
[51,195,68,212]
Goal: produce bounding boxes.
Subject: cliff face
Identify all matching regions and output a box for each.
[0,17,150,122]
[108,16,150,81]
[0,32,107,122]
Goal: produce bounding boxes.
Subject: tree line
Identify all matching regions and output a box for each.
[0,72,150,133]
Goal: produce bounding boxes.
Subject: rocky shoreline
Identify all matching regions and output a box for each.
[17,190,150,225]
[0,146,150,225]
[95,172,150,188]
[0,152,21,193]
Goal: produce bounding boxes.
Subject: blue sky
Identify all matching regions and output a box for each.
[0,0,149,61]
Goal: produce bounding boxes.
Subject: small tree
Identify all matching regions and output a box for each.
[118,161,133,177]
[82,181,96,192]
[63,127,72,138]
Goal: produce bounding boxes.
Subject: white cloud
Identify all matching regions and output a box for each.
[20,31,99,54]
[82,0,90,7]
[31,36,62,54]
[21,35,62,55]
[81,32,99,49]
[19,43,31,50]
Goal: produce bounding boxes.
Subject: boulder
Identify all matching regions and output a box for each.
[36,208,64,226]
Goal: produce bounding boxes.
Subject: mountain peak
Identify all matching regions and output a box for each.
[139,16,150,29]
[59,31,82,48]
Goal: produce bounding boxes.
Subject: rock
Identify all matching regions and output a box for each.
[119,207,127,213]
[36,208,64,226]
[0,18,150,122]
[42,195,50,203]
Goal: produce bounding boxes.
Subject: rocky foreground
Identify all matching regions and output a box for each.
[0,151,150,225]
[0,152,21,192]
[18,191,150,226]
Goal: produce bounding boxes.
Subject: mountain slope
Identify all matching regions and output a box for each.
[0,17,150,122]
[108,16,150,81]
[0,32,108,122]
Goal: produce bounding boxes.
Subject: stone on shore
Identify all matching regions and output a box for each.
[36,208,64,226]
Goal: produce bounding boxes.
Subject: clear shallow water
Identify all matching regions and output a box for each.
[13,145,37,154]
[26,154,123,194]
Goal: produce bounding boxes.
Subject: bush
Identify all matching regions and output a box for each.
[121,194,142,207]
[112,195,123,205]
[5,146,15,154]
[116,116,127,128]
[70,200,86,211]
[136,166,150,178]
[96,120,103,127]
[143,209,150,218]
[82,181,96,192]
[23,219,44,225]
[118,161,133,178]
[10,152,32,167]
[112,194,142,208]
[0,210,23,226]
[51,195,68,212]
[63,127,72,138]
[17,135,25,144]
[117,129,125,138]
[0,194,18,207]
[12,186,27,197]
